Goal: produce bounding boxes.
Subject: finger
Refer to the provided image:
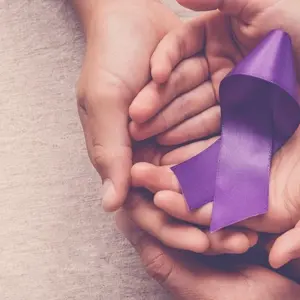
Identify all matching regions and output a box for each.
[154,190,212,226]
[150,18,206,84]
[131,138,218,193]
[124,190,210,253]
[129,56,209,124]
[116,211,286,300]
[157,105,221,145]
[205,13,243,101]
[154,190,262,249]
[204,229,258,254]
[77,81,132,212]
[269,221,300,269]
[161,137,218,165]
[260,233,300,283]
[154,190,258,254]
[177,0,257,17]
[131,163,181,193]
[130,81,216,140]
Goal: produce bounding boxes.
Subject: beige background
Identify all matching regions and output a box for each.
[0,1,195,299]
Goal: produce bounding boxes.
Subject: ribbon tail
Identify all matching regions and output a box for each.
[210,97,272,232]
[171,139,220,210]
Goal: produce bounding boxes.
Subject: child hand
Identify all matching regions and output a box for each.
[130,0,300,145]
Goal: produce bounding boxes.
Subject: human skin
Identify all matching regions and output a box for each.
[71,0,256,254]
[116,209,300,300]
[129,0,300,268]
[72,0,181,212]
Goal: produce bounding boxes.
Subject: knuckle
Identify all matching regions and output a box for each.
[77,87,111,110]
[91,144,108,172]
[205,82,217,105]
[91,143,131,174]
[143,250,173,284]
[177,94,193,120]
[159,110,172,131]
[197,56,209,79]
[76,71,132,112]
[172,64,187,91]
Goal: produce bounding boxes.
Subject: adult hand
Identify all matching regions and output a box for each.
[116,209,300,300]
[72,0,181,211]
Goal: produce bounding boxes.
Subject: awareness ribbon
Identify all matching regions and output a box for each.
[171,30,300,232]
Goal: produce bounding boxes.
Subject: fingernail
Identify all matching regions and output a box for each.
[116,212,143,245]
[102,179,116,212]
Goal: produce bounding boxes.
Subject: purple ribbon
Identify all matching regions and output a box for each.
[171,30,300,232]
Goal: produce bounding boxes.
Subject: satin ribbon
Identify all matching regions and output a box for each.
[171,30,300,232]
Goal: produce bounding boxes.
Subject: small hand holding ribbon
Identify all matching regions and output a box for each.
[172,30,300,232]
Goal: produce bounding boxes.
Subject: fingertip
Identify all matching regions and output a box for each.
[130,164,141,186]
[129,121,158,141]
[131,162,152,186]
[102,194,122,212]
[102,190,126,212]
[129,92,156,125]
[223,232,251,254]
[269,253,284,269]
[154,190,179,209]
[153,190,168,205]
[129,121,144,141]
[151,48,172,84]
[268,228,300,269]
[129,101,157,125]
[156,132,173,146]
[268,242,288,269]
[180,226,210,253]
[151,64,171,85]
[102,179,118,212]
[129,102,147,124]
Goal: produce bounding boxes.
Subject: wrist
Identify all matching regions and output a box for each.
[72,0,159,37]
[72,0,100,34]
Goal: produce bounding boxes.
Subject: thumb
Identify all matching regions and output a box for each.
[77,80,132,212]
[268,221,300,269]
